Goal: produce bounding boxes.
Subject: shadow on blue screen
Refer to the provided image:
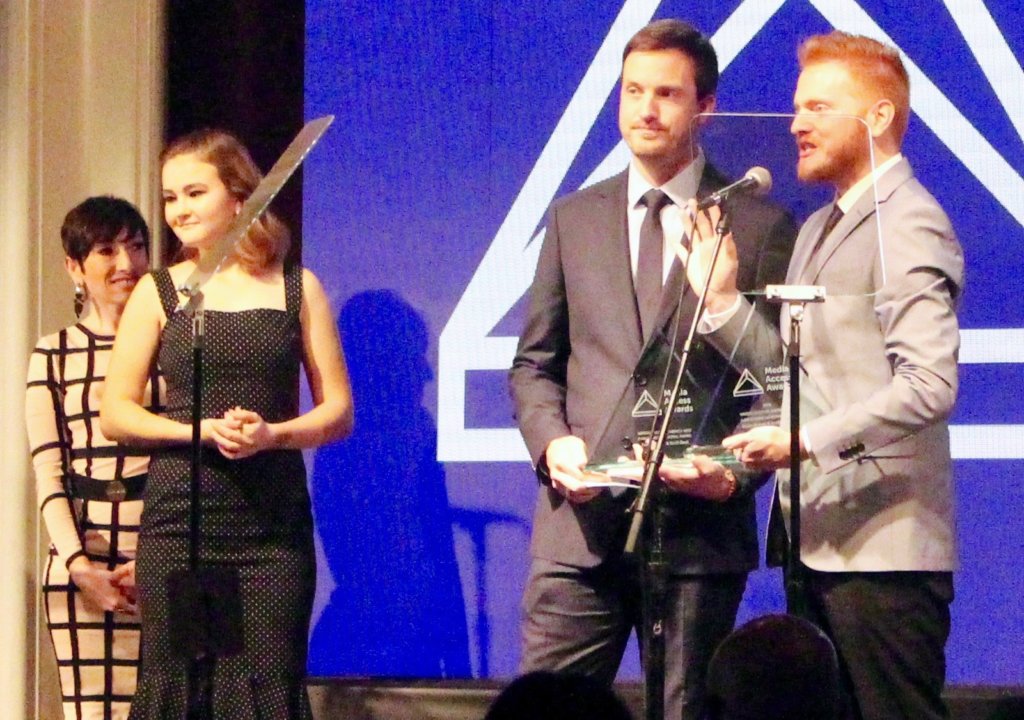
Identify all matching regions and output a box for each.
[309,289,471,677]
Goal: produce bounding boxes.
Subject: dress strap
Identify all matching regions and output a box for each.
[284,263,303,317]
[151,269,179,318]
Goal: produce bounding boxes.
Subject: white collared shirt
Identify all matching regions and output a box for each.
[626,151,706,284]
[836,152,903,213]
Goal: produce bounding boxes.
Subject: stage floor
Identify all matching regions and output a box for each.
[308,678,1024,720]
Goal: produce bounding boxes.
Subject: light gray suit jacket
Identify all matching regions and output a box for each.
[708,158,963,572]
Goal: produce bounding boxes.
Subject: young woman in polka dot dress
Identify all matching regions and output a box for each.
[101,129,353,720]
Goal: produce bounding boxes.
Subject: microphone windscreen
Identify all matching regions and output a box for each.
[745,166,772,195]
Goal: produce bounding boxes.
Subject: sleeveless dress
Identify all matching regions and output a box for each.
[129,265,314,720]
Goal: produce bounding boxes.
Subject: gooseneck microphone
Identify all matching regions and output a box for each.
[695,166,772,211]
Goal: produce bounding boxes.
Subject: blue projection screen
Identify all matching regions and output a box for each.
[302,0,1024,684]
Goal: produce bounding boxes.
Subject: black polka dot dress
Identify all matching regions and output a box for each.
[129,265,314,720]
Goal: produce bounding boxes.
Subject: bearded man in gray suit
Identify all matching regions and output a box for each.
[683,31,963,720]
[509,19,796,720]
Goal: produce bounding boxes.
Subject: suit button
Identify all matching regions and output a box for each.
[838,442,866,460]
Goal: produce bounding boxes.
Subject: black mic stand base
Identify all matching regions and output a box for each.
[765,284,825,620]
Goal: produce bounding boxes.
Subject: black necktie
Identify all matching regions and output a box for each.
[637,189,673,340]
[811,203,844,255]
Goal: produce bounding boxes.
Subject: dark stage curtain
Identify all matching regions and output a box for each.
[165,0,306,259]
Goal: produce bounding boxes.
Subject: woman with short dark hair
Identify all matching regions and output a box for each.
[25,195,156,719]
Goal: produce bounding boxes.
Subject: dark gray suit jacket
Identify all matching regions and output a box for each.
[509,166,796,571]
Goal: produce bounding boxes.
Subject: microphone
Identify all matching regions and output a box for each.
[695,166,772,211]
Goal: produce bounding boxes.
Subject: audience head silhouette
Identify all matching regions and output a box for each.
[484,671,633,720]
[705,614,840,720]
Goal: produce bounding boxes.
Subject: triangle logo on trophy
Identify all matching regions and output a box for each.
[631,390,660,419]
[733,369,765,398]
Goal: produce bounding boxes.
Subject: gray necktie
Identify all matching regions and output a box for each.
[637,189,673,340]
[811,203,844,255]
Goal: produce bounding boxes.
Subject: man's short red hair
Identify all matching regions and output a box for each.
[798,31,910,143]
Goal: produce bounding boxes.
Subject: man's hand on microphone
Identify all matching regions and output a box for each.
[677,199,739,314]
[545,435,601,504]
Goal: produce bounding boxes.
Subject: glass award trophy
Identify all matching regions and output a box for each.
[582,318,784,486]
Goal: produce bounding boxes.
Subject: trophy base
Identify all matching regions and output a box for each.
[583,445,741,487]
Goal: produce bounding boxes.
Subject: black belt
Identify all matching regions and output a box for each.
[68,473,147,502]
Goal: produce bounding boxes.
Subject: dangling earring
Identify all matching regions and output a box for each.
[73,283,86,317]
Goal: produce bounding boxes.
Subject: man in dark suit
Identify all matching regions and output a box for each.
[689,32,962,720]
[508,19,795,719]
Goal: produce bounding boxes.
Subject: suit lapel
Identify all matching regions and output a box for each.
[595,171,645,350]
[797,205,863,283]
[794,158,913,284]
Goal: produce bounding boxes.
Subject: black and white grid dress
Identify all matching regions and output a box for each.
[25,323,161,720]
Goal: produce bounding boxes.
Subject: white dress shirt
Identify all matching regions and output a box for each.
[626,151,706,285]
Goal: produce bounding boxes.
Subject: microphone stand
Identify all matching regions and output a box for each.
[186,295,211,720]
[625,212,733,720]
[765,284,825,618]
[168,291,244,720]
